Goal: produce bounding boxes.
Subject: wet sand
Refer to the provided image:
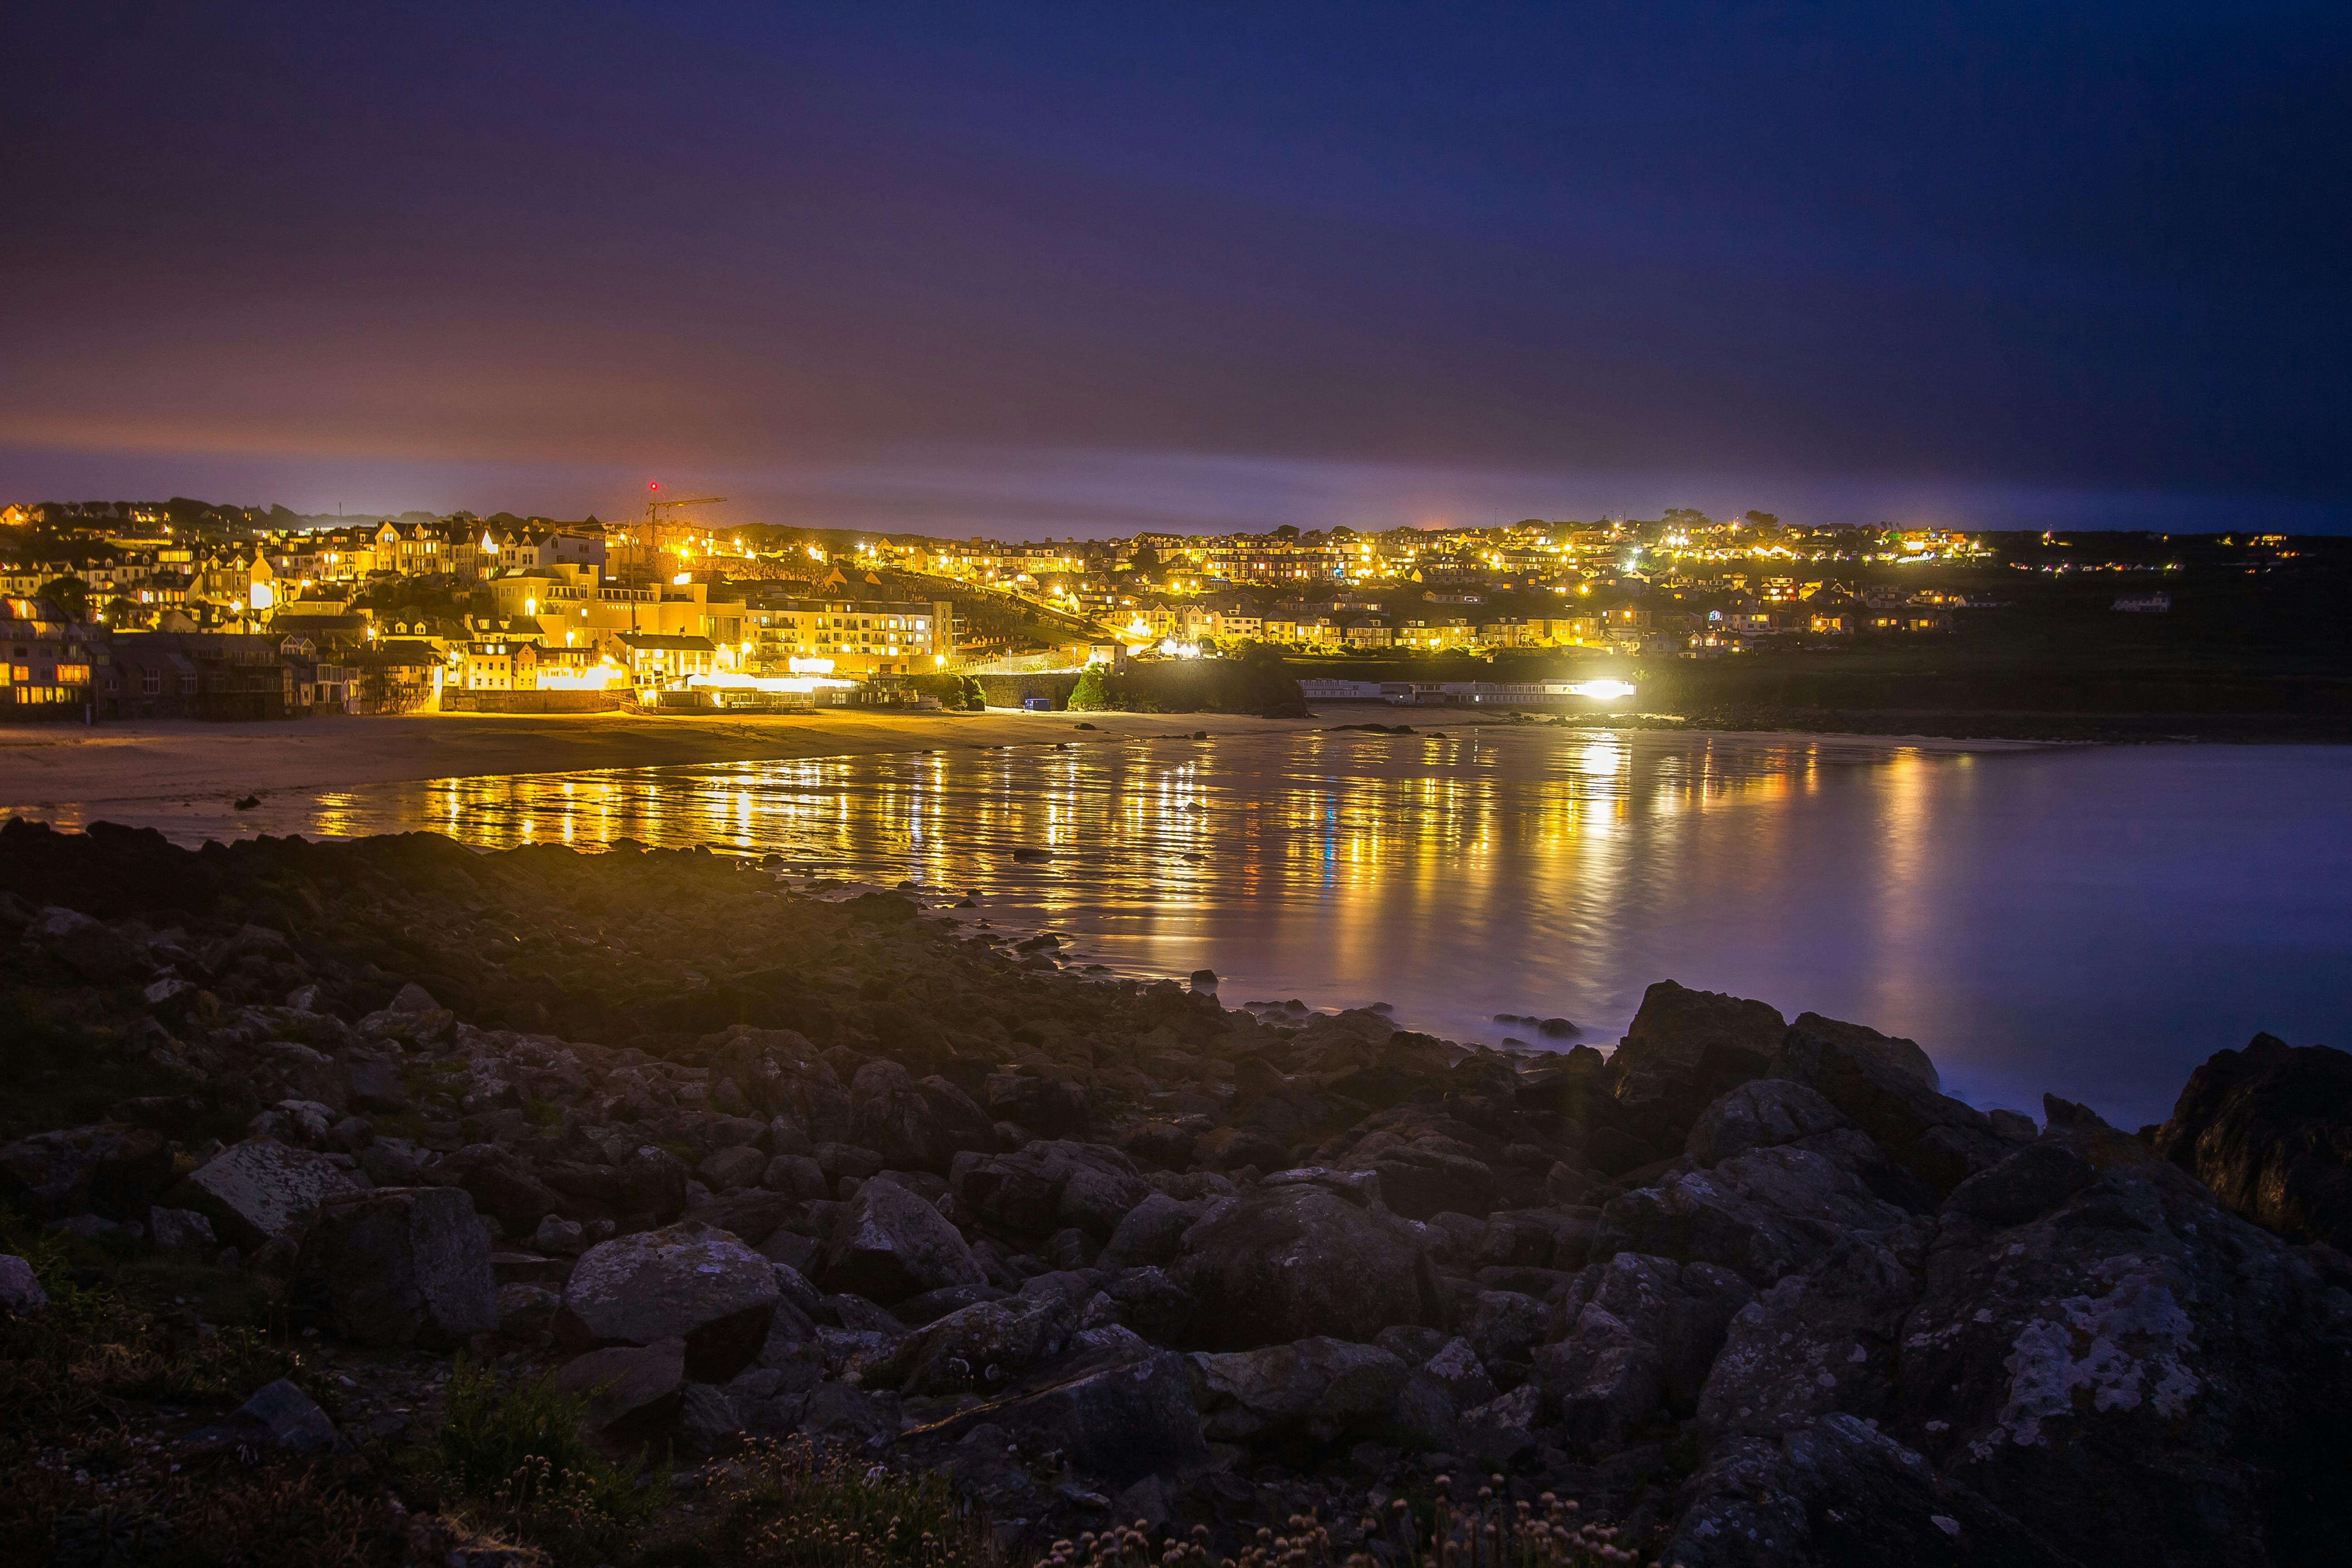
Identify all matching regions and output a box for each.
[0,708,1324,818]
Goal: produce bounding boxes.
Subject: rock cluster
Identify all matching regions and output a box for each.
[5,818,2351,1566]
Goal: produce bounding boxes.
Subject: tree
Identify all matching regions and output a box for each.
[1069,663,1110,710]
[1128,543,1161,576]
[36,577,91,622]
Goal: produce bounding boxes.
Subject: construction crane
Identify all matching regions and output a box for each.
[644,485,727,530]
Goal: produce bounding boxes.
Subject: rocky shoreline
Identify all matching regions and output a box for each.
[3,817,2350,1567]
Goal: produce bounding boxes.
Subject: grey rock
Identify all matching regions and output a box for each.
[802,1381,903,1445]
[1790,1010,1944,1093]
[497,1282,562,1338]
[236,1378,343,1453]
[1667,1414,2073,1568]
[1191,1337,1409,1446]
[1687,1080,1848,1167]
[822,1177,986,1304]
[0,1122,174,1222]
[291,1186,498,1346]
[0,1253,46,1313]
[1100,1191,1204,1269]
[180,1137,359,1249]
[1456,1381,1544,1465]
[951,1139,1149,1241]
[552,1337,686,1445]
[1466,1289,1551,1368]
[1171,1181,1444,1349]
[890,1291,1078,1397]
[1696,1235,1917,1440]
[1942,1142,2097,1227]
[676,1381,744,1458]
[700,1145,770,1192]
[25,906,141,981]
[148,1206,218,1254]
[1772,1028,2008,1198]
[1594,1145,1913,1289]
[557,1220,781,1380]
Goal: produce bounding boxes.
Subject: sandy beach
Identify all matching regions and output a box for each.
[0,708,1327,819]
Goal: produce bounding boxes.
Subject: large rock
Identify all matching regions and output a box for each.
[291,1186,498,1346]
[1771,1028,2008,1198]
[1604,980,1787,1147]
[0,1122,173,1222]
[178,1137,360,1249]
[1686,1080,1847,1168]
[1595,1145,1918,1289]
[711,1029,852,1142]
[438,1143,574,1235]
[2152,1033,2352,1250]
[848,1060,996,1173]
[0,1253,46,1313]
[552,1337,686,1445]
[1790,1011,1942,1093]
[1170,1181,1444,1350]
[821,1176,985,1303]
[950,1140,1149,1241]
[1190,1337,1410,1446]
[1668,1414,2073,1568]
[556,1221,780,1380]
[1883,1112,2352,1568]
[915,1343,1209,1486]
[1695,1234,1918,1441]
[24,906,142,981]
[885,1291,1078,1397]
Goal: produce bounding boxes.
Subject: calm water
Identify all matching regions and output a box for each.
[22,729,2351,1128]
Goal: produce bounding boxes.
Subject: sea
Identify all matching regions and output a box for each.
[24,726,2351,1130]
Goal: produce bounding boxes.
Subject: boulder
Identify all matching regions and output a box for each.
[1604,980,1787,1146]
[24,906,141,982]
[984,1073,1090,1138]
[711,1029,852,1142]
[1171,1181,1444,1350]
[557,1221,781,1380]
[2151,1033,2352,1250]
[1686,1080,1847,1168]
[178,1137,359,1250]
[821,1176,985,1304]
[888,1291,1078,1397]
[1695,1235,1918,1441]
[931,1345,1208,1486]
[1100,1191,1202,1269]
[1190,1337,1410,1447]
[699,1145,770,1192]
[848,1060,996,1172]
[0,1122,173,1223]
[1193,1125,1289,1174]
[235,1379,343,1453]
[1771,1028,2008,1198]
[950,1140,1149,1241]
[1667,1414,2073,1568]
[291,1186,498,1347]
[1790,1011,1943,1093]
[148,1206,217,1254]
[438,1143,574,1235]
[1941,1143,2097,1227]
[1595,1145,1917,1289]
[1099,1266,1196,1344]
[0,1253,45,1313]
[1456,1381,1544,1465]
[617,1144,691,1221]
[498,1283,563,1339]
[553,1338,686,1445]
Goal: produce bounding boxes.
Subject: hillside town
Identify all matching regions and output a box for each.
[0,496,2016,723]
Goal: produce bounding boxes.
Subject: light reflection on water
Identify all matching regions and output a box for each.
[24,729,2352,1127]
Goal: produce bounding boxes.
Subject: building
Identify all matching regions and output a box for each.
[741,593,944,677]
[618,632,717,693]
[1,596,104,719]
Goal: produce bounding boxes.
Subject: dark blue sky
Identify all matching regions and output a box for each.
[4,2,2347,534]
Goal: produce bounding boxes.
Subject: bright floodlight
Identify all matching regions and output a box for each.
[1567,679,1637,701]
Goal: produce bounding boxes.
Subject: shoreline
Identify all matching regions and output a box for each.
[0,707,2098,824]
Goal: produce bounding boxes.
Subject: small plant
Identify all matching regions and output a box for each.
[424,1355,663,1562]
[705,1436,991,1568]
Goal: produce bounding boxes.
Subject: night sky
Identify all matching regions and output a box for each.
[5,3,2347,534]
